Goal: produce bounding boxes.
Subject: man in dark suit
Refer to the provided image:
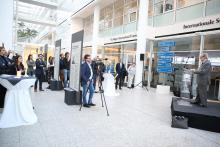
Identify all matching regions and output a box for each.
[0,46,16,108]
[81,54,95,108]
[34,54,46,92]
[192,53,212,107]
[115,61,126,90]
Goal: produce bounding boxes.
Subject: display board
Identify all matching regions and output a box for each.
[54,39,61,81]
[44,44,48,67]
[69,30,84,91]
[157,41,175,73]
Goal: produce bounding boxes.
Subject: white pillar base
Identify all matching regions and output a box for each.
[156,85,170,94]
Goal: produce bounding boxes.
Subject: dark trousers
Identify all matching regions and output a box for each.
[0,84,6,108]
[195,85,208,106]
[115,75,123,89]
[93,74,97,90]
[35,74,43,90]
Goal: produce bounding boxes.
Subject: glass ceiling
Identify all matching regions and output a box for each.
[15,0,93,44]
[15,0,73,44]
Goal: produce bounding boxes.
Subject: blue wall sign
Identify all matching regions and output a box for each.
[157,67,173,73]
[158,41,176,47]
[157,41,175,73]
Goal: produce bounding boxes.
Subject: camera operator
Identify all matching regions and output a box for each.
[91,56,105,92]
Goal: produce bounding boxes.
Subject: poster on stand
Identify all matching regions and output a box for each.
[44,44,48,67]
[54,39,61,81]
[69,30,84,91]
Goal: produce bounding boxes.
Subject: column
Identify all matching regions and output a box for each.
[0,0,14,50]
[147,40,154,88]
[70,18,83,34]
[135,0,149,85]
[92,5,100,58]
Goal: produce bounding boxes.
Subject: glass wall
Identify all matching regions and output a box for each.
[101,43,137,74]
[99,0,138,37]
[83,15,94,42]
[204,33,220,99]
[151,36,200,91]
[149,33,220,100]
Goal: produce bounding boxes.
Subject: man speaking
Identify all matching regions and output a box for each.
[192,53,212,107]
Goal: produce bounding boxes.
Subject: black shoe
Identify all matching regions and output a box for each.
[199,104,207,107]
[83,104,90,108]
[119,88,122,90]
[88,103,96,106]
[39,89,44,91]
[190,100,199,104]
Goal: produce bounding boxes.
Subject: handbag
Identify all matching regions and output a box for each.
[171,116,188,129]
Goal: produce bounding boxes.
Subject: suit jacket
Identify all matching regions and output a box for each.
[81,62,92,85]
[35,59,46,75]
[116,63,125,76]
[0,55,16,75]
[194,60,212,86]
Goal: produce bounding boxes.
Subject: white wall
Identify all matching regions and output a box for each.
[0,0,14,50]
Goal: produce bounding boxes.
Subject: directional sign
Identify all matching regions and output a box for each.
[159,46,170,52]
[158,58,173,63]
[158,41,176,47]
[157,67,173,73]
[157,63,172,67]
[157,52,175,57]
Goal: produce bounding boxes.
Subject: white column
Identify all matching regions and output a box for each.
[135,0,149,85]
[70,18,83,34]
[92,5,100,58]
[0,0,14,50]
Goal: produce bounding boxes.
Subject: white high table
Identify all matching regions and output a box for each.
[0,75,37,128]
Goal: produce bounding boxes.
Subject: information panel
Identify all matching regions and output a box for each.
[157,41,175,73]
[54,39,61,81]
[69,30,84,91]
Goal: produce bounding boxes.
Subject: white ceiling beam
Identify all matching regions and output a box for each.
[19,0,58,9]
[18,16,56,27]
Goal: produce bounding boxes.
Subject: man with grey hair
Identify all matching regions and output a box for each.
[192,53,212,107]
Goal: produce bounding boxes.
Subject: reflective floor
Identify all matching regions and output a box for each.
[0,85,220,147]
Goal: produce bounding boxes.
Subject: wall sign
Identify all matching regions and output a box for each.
[157,41,175,73]
[183,17,220,29]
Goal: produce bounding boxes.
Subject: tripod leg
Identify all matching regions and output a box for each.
[99,86,104,107]
[79,97,83,111]
[102,93,110,116]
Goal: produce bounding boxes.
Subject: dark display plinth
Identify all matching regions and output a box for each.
[64,88,81,105]
[0,84,6,108]
[50,79,63,90]
[171,97,220,133]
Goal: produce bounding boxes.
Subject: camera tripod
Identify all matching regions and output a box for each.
[79,75,110,116]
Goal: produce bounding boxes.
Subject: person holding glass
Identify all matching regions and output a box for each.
[26,54,35,77]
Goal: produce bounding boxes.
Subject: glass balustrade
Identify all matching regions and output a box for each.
[206,0,220,16]
[154,11,174,27]
[176,3,203,23]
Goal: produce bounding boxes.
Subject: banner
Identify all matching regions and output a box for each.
[69,30,84,91]
[44,44,48,67]
[54,39,61,81]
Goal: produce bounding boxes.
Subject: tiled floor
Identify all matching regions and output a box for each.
[0,86,220,147]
